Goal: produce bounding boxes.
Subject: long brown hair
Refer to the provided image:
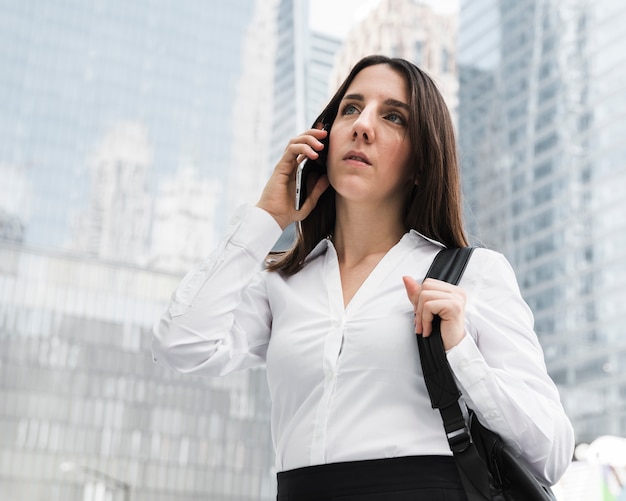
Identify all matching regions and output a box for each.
[268,55,468,274]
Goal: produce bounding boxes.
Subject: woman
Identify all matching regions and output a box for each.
[153,55,574,500]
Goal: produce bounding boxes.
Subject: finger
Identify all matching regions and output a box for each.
[420,297,451,337]
[417,293,447,337]
[309,125,329,137]
[302,128,328,157]
[288,134,328,169]
[402,276,421,301]
[421,277,459,293]
[420,308,436,337]
[289,128,328,153]
[402,276,423,334]
[286,143,319,168]
[420,295,465,337]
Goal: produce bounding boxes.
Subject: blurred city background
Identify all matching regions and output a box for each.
[0,0,625,499]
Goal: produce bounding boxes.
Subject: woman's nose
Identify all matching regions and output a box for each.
[351,110,374,142]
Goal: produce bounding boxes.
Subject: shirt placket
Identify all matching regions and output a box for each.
[310,245,345,465]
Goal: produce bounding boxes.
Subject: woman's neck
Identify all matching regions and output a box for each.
[332,201,407,266]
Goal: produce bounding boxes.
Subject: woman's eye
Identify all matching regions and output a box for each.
[385,112,406,125]
[342,104,359,115]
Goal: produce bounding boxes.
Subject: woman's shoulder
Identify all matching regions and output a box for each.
[468,246,510,267]
[467,246,515,274]
[462,246,524,299]
[404,232,512,275]
[403,236,519,293]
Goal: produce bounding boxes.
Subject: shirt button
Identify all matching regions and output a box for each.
[459,359,470,370]
[485,411,498,419]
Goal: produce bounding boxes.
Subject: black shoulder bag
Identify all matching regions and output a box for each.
[418,247,556,501]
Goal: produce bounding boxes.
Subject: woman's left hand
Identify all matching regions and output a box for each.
[402,276,467,351]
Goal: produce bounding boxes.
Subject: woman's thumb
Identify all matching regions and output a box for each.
[402,276,421,301]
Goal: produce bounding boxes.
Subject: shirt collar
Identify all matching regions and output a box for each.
[304,230,445,264]
[302,237,332,264]
[408,229,447,249]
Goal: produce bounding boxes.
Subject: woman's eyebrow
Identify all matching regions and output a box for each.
[342,93,409,111]
[385,98,410,111]
[342,93,363,102]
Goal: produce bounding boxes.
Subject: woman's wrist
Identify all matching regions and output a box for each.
[255,203,292,231]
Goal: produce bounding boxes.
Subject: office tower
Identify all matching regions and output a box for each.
[270,0,309,165]
[71,121,153,264]
[458,0,626,443]
[306,32,343,125]
[330,0,458,120]
[267,27,342,252]
[0,0,260,257]
[0,0,299,499]
[149,163,222,272]
[228,0,316,214]
[227,0,282,215]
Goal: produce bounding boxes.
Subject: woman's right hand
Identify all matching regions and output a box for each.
[256,127,330,230]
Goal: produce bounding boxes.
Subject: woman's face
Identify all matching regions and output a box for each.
[327,64,413,208]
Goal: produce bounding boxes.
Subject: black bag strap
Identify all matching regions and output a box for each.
[418,247,493,500]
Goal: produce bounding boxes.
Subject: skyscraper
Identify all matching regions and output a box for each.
[227,0,314,215]
[458,0,626,443]
[72,121,153,264]
[305,32,343,126]
[0,0,259,258]
[149,163,222,272]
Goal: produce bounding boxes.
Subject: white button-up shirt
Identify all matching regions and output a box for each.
[152,205,574,485]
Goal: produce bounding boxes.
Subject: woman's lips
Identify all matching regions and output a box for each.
[343,150,371,166]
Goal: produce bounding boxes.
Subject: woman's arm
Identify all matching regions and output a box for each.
[152,205,283,376]
[153,127,330,376]
[447,249,575,485]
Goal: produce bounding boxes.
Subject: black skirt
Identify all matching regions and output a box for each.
[276,455,468,501]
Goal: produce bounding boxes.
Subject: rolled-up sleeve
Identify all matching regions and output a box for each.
[152,205,284,376]
[446,249,575,485]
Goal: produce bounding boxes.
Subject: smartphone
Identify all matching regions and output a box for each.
[294,125,330,210]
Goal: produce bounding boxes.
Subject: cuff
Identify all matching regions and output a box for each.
[446,333,489,388]
[227,205,285,261]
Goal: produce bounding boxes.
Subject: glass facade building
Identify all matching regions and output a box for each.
[0,0,257,253]
[458,0,626,444]
[0,246,275,500]
[305,32,342,127]
[0,0,314,499]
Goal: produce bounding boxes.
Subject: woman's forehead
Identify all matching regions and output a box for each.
[344,64,409,102]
